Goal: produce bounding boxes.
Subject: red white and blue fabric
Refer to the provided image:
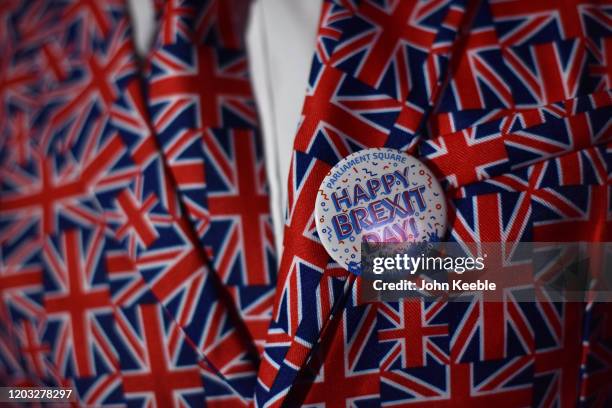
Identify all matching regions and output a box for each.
[0,0,611,407]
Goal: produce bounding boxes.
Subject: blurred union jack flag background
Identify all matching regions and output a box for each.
[0,0,611,406]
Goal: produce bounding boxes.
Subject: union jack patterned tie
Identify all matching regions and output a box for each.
[1,0,611,407]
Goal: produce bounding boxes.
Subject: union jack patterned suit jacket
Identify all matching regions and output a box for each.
[0,0,611,406]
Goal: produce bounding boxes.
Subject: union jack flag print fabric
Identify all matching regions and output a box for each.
[1,0,611,407]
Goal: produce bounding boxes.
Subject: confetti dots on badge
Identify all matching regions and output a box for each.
[315,148,447,274]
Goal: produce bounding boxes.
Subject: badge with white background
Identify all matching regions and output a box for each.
[315,148,447,274]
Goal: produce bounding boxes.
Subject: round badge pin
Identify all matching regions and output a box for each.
[315,148,447,274]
